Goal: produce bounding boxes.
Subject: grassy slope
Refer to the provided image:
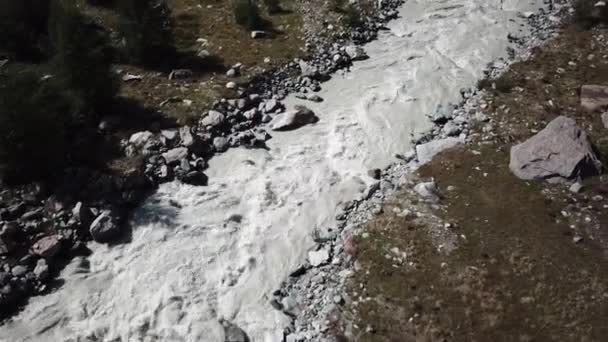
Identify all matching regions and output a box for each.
[343,22,608,342]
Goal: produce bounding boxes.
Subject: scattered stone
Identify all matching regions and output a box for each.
[163,147,189,165]
[251,30,266,39]
[226,81,237,89]
[345,45,369,61]
[416,137,463,164]
[11,265,28,277]
[307,94,323,102]
[580,84,608,111]
[32,235,61,258]
[213,137,230,153]
[308,249,330,267]
[226,68,238,78]
[368,168,381,180]
[129,131,154,149]
[569,182,584,194]
[122,73,143,82]
[414,180,439,202]
[270,105,319,131]
[201,110,226,128]
[509,116,602,181]
[89,210,121,243]
[168,69,193,80]
[33,259,49,280]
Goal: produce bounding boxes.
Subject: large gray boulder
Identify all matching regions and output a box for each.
[90,210,121,243]
[509,116,602,181]
[269,105,319,131]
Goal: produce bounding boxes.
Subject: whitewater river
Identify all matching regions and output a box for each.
[1,0,543,341]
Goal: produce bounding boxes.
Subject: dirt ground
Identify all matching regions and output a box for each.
[341,22,608,342]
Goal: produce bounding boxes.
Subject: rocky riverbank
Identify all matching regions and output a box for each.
[273,1,580,341]
[0,0,405,324]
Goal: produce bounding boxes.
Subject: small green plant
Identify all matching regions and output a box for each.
[344,4,363,28]
[0,71,73,183]
[118,0,176,66]
[49,0,118,114]
[573,0,608,29]
[0,0,51,60]
[234,0,262,30]
[264,0,281,14]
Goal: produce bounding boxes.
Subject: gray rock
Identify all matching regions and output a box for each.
[367,168,381,180]
[226,81,237,89]
[442,121,461,136]
[161,129,179,146]
[129,131,154,149]
[213,137,229,153]
[308,249,330,267]
[89,210,121,243]
[0,222,18,238]
[509,116,602,181]
[201,110,226,128]
[168,69,193,80]
[222,320,248,342]
[32,235,61,258]
[226,68,238,78]
[72,202,93,226]
[270,105,319,131]
[11,265,28,277]
[431,104,454,123]
[307,94,323,103]
[416,137,463,164]
[414,181,439,202]
[569,182,584,193]
[344,45,369,61]
[250,30,266,39]
[33,259,49,280]
[602,112,608,129]
[580,84,608,111]
[181,171,208,186]
[179,126,195,147]
[163,147,189,165]
[299,61,318,78]
[265,99,280,113]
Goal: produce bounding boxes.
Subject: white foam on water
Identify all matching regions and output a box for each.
[0,0,542,341]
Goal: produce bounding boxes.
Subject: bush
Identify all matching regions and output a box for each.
[0,71,73,183]
[264,0,281,14]
[0,0,50,60]
[344,4,363,28]
[117,0,176,66]
[234,0,262,30]
[574,0,608,29]
[48,0,118,114]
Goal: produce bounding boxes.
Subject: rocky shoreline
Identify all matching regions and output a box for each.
[0,0,406,323]
[273,2,573,341]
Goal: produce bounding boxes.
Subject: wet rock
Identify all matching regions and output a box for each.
[509,116,602,181]
[213,137,230,153]
[11,265,28,277]
[367,168,381,180]
[21,208,43,221]
[181,171,208,186]
[414,180,440,202]
[270,105,319,131]
[344,45,369,61]
[265,99,280,113]
[72,202,93,227]
[580,84,608,111]
[416,137,463,164]
[168,69,193,80]
[430,104,454,124]
[299,61,319,78]
[32,235,61,258]
[308,249,330,267]
[7,202,26,220]
[0,222,18,238]
[221,320,249,342]
[0,238,14,255]
[161,129,179,146]
[163,147,189,165]
[33,259,49,280]
[201,110,226,128]
[129,131,154,149]
[89,210,121,243]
